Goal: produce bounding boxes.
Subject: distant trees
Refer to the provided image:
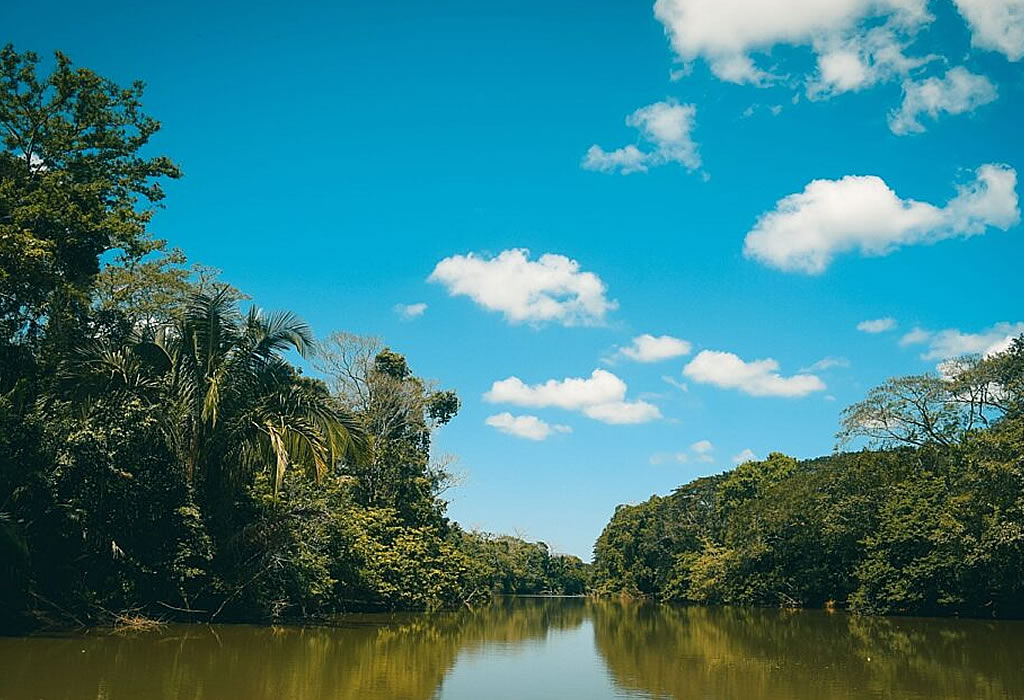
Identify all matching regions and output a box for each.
[593,339,1024,618]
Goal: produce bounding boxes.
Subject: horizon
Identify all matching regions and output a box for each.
[7,0,1023,559]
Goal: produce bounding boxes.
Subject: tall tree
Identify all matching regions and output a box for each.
[317,333,460,525]
[0,45,180,347]
[838,336,1024,448]
[68,289,367,500]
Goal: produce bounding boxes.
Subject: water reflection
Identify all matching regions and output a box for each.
[0,598,585,700]
[592,601,1024,700]
[1,598,1022,700]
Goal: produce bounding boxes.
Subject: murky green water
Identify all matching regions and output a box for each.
[2,598,1023,699]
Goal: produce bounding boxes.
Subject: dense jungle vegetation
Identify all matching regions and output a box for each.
[2,44,1021,632]
[592,339,1024,618]
[0,46,587,632]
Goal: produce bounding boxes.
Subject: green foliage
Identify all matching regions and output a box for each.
[316,334,462,526]
[456,531,589,596]
[0,45,180,344]
[0,45,574,630]
[592,496,676,596]
[594,340,1024,618]
[45,395,213,612]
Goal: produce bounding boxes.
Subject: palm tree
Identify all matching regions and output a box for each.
[68,287,365,498]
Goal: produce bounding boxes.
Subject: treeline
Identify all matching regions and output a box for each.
[0,46,585,632]
[592,339,1024,617]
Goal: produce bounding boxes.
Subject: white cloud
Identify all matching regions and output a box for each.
[691,439,714,453]
[889,67,998,135]
[953,0,1024,61]
[899,326,932,346]
[733,448,758,464]
[393,302,427,319]
[858,317,897,333]
[485,369,625,409]
[485,413,572,441]
[484,369,662,425]
[583,401,663,424]
[581,144,649,175]
[743,164,1020,274]
[428,249,617,325]
[808,23,936,98]
[19,151,47,173]
[683,350,826,397]
[800,356,850,372]
[583,100,701,175]
[617,334,693,363]
[900,321,1024,360]
[653,0,930,86]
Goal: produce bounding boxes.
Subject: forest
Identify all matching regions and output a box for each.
[3,44,1022,632]
[592,339,1024,618]
[0,46,586,632]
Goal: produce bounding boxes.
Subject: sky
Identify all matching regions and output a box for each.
[7,0,1023,559]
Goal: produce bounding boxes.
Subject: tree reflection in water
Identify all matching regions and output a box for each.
[2,598,1023,700]
[591,600,1024,700]
[0,598,586,700]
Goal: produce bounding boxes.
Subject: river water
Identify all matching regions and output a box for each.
[2,598,1022,699]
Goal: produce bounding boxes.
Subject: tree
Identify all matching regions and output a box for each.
[67,289,367,500]
[317,332,460,525]
[0,45,180,345]
[838,338,1024,449]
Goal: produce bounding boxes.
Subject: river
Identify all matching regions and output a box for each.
[2,598,1022,699]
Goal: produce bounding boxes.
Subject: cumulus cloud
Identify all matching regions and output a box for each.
[484,413,572,441]
[484,369,662,425]
[393,302,427,319]
[733,448,758,464]
[858,317,897,333]
[683,350,826,397]
[583,401,663,424]
[808,23,936,98]
[583,100,701,175]
[900,321,1024,360]
[953,0,1024,61]
[581,144,648,174]
[485,369,626,409]
[428,249,616,325]
[616,334,693,363]
[653,0,930,87]
[889,67,998,135]
[743,164,1020,274]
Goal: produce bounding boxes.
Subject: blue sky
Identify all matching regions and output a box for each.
[8,0,1023,558]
